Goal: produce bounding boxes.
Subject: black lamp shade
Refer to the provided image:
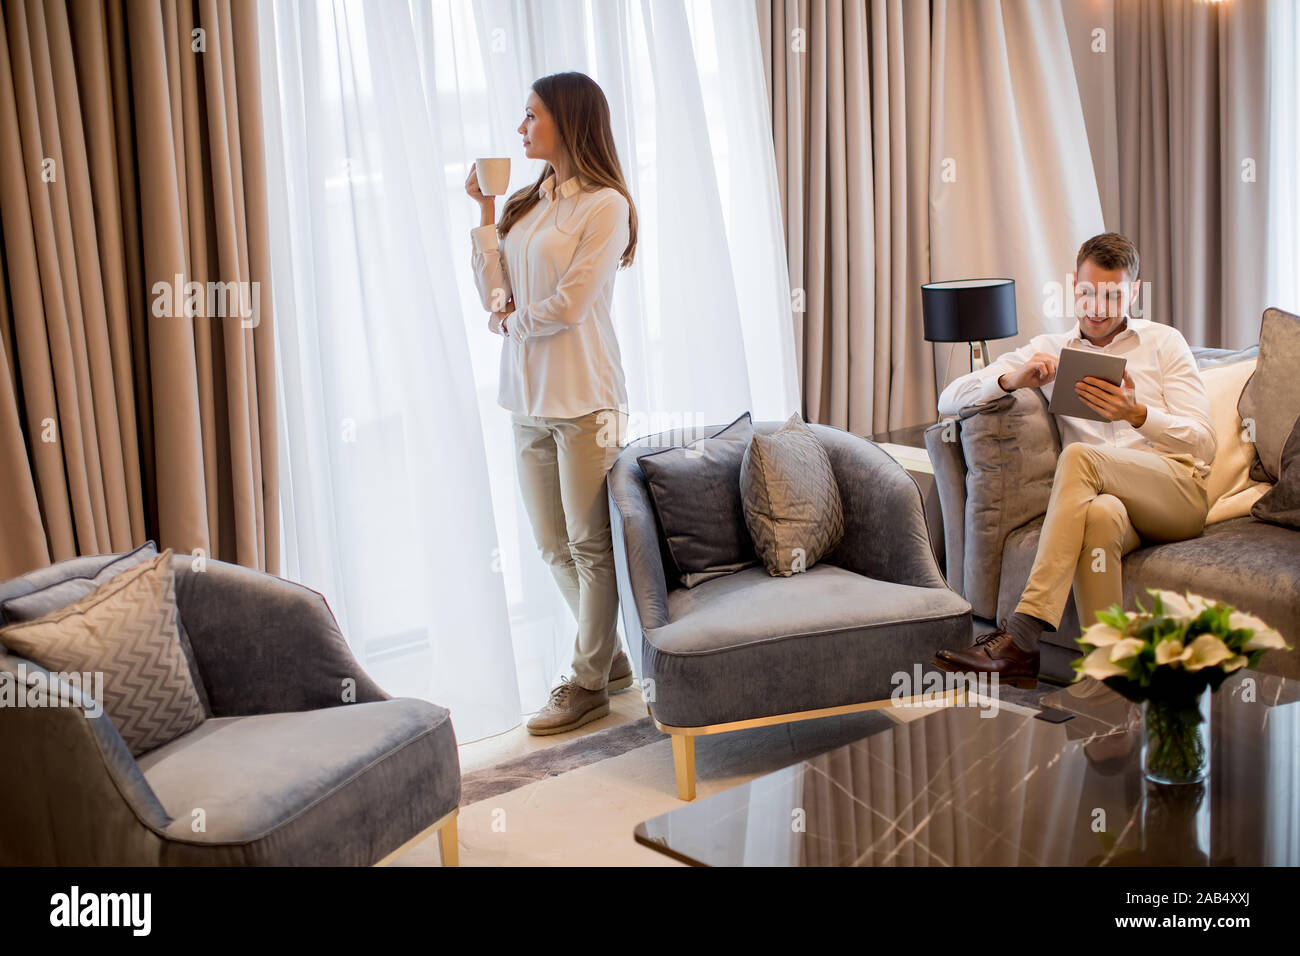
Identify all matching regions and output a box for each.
[921,278,1018,343]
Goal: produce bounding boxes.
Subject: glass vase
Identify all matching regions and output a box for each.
[1141,687,1211,785]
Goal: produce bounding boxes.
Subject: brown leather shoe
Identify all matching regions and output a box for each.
[934,628,1039,688]
[607,650,633,694]
[525,678,611,736]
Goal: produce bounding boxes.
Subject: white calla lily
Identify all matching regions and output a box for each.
[1109,637,1146,662]
[1081,622,1125,648]
[1243,628,1289,652]
[1183,634,1233,672]
[1223,654,1250,673]
[1079,645,1132,680]
[1156,590,1212,622]
[1228,610,1270,632]
[1228,611,1290,651]
[1154,590,1192,619]
[1154,639,1193,666]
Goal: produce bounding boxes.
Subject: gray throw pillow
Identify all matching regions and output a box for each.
[1251,412,1300,529]
[639,412,757,588]
[2,542,157,621]
[1,542,211,716]
[1238,307,1300,482]
[740,413,844,576]
[957,387,1061,620]
[0,550,205,756]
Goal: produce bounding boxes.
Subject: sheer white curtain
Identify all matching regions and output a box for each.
[257,0,796,740]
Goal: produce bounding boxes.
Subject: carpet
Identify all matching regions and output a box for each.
[459,679,1058,806]
[460,716,663,805]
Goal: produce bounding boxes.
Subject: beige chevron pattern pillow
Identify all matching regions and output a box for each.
[740,413,845,576]
[0,549,204,756]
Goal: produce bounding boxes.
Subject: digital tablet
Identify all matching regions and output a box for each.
[1047,347,1127,422]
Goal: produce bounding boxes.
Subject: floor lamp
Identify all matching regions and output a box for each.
[922,278,1019,374]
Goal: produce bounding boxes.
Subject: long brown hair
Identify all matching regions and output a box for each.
[497,72,638,268]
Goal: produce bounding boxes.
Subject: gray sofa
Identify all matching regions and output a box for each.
[925,346,1300,684]
[609,420,972,799]
[0,550,461,866]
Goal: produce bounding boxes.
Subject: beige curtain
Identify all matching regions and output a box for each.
[757,0,936,435]
[758,0,1110,429]
[1064,0,1272,349]
[1113,0,1270,349]
[928,0,1105,359]
[0,0,277,581]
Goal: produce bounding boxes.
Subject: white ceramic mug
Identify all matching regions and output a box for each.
[475,157,511,197]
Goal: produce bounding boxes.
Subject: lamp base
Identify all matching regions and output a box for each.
[969,340,992,372]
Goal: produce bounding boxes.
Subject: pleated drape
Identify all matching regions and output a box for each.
[757,0,935,435]
[0,0,278,580]
[1111,0,1271,348]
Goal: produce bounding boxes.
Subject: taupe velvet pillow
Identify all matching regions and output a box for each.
[1238,307,1300,482]
[0,549,205,756]
[957,387,1061,620]
[1252,412,1300,529]
[740,413,844,576]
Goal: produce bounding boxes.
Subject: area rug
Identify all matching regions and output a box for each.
[460,716,663,805]
[459,679,1058,806]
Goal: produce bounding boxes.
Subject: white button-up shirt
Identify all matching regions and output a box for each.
[937,317,1217,479]
[470,173,630,419]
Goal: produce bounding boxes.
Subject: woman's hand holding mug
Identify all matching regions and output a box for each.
[466,162,497,227]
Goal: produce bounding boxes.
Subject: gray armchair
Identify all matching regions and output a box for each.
[609,420,972,800]
[0,550,460,866]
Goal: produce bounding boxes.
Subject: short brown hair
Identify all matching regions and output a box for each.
[1076,232,1139,279]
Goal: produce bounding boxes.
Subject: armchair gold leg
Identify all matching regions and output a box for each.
[671,734,696,801]
[438,813,459,867]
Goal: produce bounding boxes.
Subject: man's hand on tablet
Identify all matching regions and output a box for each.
[1076,369,1147,426]
[998,352,1059,392]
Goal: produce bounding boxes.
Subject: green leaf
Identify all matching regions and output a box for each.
[1096,606,1128,631]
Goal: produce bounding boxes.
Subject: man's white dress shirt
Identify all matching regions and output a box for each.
[937,317,1217,479]
[470,173,630,419]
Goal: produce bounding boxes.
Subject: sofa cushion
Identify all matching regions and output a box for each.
[1118,518,1300,675]
[1193,344,1259,370]
[644,563,970,726]
[1252,413,1300,529]
[1202,358,1270,522]
[957,388,1060,619]
[740,413,844,576]
[638,412,757,587]
[135,698,460,865]
[0,543,212,716]
[1238,307,1300,482]
[1006,516,1300,680]
[0,551,206,756]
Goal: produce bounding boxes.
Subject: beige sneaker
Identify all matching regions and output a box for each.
[608,650,633,694]
[525,678,611,736]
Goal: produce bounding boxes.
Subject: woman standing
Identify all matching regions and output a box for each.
[465,72,638,735]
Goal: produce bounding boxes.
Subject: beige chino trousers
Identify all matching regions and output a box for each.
[512,408,626,691]
[1015,442,1209,632]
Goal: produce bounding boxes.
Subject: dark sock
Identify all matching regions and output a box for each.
[1006,612,1050,652]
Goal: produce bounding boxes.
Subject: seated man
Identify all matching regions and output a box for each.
[932,232,1216,685]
